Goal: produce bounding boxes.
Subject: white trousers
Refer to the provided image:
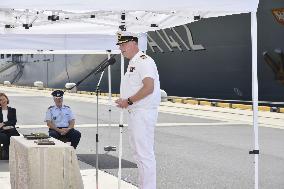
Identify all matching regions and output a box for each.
[128,108,158,189]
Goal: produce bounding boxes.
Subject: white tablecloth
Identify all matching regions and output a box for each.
[9,136,84,189]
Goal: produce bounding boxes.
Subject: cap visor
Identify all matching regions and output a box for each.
[53,96,63,99]
[116,40,132,45]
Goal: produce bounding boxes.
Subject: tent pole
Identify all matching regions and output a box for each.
[104,51,117,152]
[250,11,259,189]
[107,52,112,127]
[95,70,106,189]
[118,53,125,189]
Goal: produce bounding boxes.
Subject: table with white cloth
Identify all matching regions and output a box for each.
[9,136,84,189]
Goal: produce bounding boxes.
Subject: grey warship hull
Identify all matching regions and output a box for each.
[107,0,284,102]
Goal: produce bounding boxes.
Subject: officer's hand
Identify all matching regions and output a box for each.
[58,128,66,135]
[115,98,121,104]
[0,122,3,128]
[115,98,128,109]
[57,128,65,135]
[115,98,123,108]
[61,128,71,135]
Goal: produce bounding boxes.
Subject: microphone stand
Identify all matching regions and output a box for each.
[95,70,105,189]
[67,55,116,188]
[68,55,116,91]
[71,55,115,189]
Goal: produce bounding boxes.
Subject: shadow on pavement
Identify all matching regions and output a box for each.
[0,160,9,172]
[78,154,137,169]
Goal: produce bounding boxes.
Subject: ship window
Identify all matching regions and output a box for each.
[0,54,4,59]
[6,54,11,58]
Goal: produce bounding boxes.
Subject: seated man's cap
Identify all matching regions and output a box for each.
[51,90,64,98]
[116,31,138,45]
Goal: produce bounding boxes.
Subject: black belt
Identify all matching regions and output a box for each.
[49,127,68,130]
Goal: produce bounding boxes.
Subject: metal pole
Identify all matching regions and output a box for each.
[96,70,105,189]
[118,53,125,189]
[107,52,112,128]
[250,11,259,189]
[118,11,126,188]
[46,58,49,88]
[118,111,124,189]
[104,52,117,153]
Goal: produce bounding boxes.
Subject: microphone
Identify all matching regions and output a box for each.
[95,57,116,74]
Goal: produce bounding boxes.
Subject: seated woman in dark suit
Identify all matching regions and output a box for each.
[0,93,20,160]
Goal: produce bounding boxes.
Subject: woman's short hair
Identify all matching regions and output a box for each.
[0,93,9,104]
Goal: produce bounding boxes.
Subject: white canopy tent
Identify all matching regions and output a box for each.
[0,34,148,54]
[0,0,257,11]
[0,0,258,35]
[0,0,260,188]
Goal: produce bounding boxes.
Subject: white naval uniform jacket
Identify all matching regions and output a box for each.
[120,51,161,109]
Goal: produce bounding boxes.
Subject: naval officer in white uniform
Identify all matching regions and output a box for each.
[115,31,161,189]
[45,90,81,149]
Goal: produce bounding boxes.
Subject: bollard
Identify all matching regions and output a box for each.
[33,81,44,90]
[270,107,279,113]
[161,89,167,102]
[65,83,77,93]
[3,81,11,86]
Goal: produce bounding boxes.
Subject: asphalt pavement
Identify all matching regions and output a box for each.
[0,86,284,189]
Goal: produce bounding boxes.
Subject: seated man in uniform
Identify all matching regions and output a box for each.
[45,90,81,149]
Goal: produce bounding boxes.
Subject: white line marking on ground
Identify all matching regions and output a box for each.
[17,122,247,129]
